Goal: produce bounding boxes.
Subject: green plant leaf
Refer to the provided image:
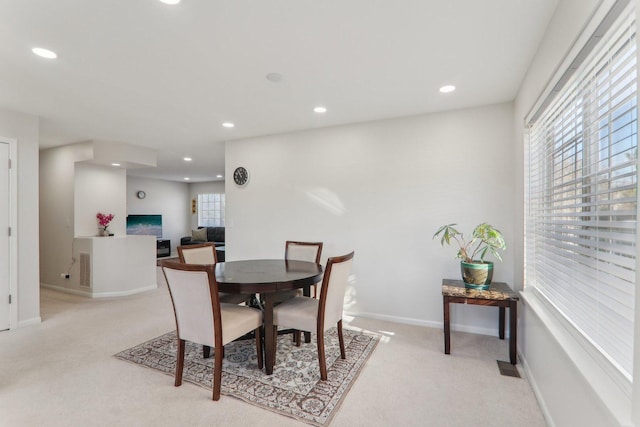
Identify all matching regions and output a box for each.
[433,224,461,247]
[478,247,488,262]
[490,247,503,262]
[434,222,505,263]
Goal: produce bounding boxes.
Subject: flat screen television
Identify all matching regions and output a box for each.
[126,214,162,239]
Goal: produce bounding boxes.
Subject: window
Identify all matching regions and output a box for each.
[525,7,637,379]
[198,193,225,227]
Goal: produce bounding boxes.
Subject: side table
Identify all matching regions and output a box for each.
[442,279,519,364]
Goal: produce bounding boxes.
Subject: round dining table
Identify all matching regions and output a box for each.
[215,259,323,375]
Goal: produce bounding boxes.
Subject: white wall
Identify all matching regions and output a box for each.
[72,236,157,297]
[40,143,142,292]
[75,163,127,236]
[0,108,40,327]
[226,102,515,333]
[126,176,191,254]
[189,181,225,230]
[514,0,638,425]
[40,144,91,290]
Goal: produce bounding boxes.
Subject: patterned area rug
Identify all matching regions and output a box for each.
[115,328,379,426]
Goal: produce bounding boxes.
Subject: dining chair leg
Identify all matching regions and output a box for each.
[317,329,328,381]
[175,339,186,387]
[294,331,301,347]
[255,327,264,369]
[212,346,223,401]
[337,320,346,359]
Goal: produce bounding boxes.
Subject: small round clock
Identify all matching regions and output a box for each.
[136,190,146,199]
[233,167,249,186]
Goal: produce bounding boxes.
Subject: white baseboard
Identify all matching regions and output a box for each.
[17,316,42,328]
[519,352,555,427]
[41,283,158,298]
[41,283,92,297]
[91,285,158,298]
[345,310,436,327]
[345,310,500,337]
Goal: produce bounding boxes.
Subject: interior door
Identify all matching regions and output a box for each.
[0,142,9,330]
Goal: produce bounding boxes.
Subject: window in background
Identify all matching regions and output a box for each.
[525,5,637,380]
[198,193,225,227]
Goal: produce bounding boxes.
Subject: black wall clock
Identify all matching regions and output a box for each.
[136,190,146,199]
[233,167,249,186]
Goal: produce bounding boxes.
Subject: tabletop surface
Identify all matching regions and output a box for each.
[442,278,519,301]
[215,259,323,287]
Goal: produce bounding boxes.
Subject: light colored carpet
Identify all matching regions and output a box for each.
[0,268,547,426]
[115,328,379,426]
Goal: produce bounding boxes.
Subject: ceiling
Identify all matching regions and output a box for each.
[0,0,558,182]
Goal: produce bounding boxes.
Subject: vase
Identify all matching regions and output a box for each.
[101,228,109,237]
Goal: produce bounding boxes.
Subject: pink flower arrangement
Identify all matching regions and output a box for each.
[96,212,114,230]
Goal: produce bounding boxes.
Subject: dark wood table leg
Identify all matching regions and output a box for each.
[443,296,451,354]
[499,306,505,339]
[509,301,517,365]
[263,293,275,374]
[303,284,311,343]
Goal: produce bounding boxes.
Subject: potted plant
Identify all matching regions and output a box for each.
[97,212,115,236]
[433,223,506,289]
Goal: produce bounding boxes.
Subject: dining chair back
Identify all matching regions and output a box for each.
[175,243,247,360]
[162,261,263,401]
[178,243,217,264]
[284,241,323,299]
[272,251,354,380]
[319,252,354,329]
[165,264,217,346]
[285,241,323,264]
[177,243,246,308]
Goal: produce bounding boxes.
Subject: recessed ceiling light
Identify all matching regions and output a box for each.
[32,47,57,59]
[216,174,223,179]
[183,157,192,162]
[222,122,235,128]
[111,163,121,167]
[159,0,181,4]
[439,85,456,93]
[184,177,190,181]
[313,106,327,113]
[266,73,283,83]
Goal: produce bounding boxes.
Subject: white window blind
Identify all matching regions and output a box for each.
[198,193,225,227]
[526,8,637,379]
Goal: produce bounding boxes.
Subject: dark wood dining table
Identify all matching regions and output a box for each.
[215,259,323,375]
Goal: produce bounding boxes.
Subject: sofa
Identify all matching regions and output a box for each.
[180,226,225,247]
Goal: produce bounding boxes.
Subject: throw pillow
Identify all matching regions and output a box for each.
[191,228,207,242]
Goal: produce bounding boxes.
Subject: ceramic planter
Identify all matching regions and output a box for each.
[460,261,493,289]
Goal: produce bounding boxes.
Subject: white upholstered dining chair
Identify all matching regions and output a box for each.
[177,243,250,359]
[285,240,323,297]
[162,261,263,401]
[177,243,247,305]
[281,241,324,346]
[285,240,323,264]
[177,242,219,264]
[272,251,354,380]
